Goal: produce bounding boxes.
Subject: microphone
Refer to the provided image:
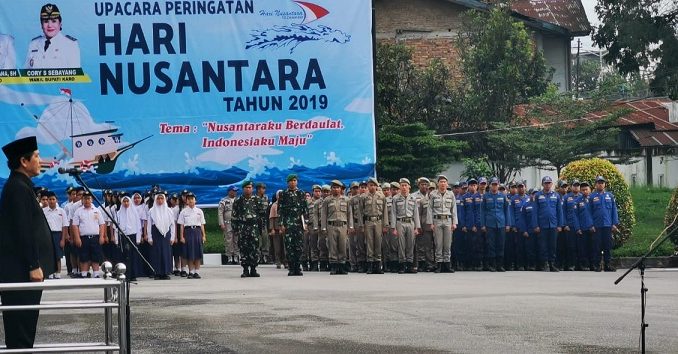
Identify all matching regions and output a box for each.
[57,167,83,175]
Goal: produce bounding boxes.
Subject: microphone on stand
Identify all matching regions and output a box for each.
[57,167,84,175]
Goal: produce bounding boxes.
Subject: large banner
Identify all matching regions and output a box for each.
[0,0,376,203]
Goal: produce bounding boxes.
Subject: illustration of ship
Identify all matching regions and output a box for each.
[27,90,151,174]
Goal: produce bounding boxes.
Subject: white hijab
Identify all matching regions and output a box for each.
[149,194,173,235]
[118,196,142,240]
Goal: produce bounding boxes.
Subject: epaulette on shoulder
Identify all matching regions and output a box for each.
[65,34,77,41]
[32,35,42,41]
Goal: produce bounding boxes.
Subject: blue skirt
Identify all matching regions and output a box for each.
[151,226,173,276]
[184,227,203,261]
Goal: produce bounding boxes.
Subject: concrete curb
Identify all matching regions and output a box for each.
[612,256,678,269]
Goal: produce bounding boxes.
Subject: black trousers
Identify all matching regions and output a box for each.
[1,290,42,349]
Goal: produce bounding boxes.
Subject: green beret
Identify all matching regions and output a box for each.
[286,174,298,182]
[242,180,253,188]
[256,182,266,189]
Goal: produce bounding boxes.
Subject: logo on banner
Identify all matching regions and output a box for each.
[249,1,350,53]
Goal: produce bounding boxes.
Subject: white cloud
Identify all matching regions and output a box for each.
[0,86,62,106]
[288,156,301,168]
[324,151,342,165]
[248,155,274,177]
[184,152,199,172]
[344,97,373,114]
[122,153,141,175]
[361,156,372,164]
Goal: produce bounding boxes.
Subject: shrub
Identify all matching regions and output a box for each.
[561,158,635,247]
[664,186,678,253]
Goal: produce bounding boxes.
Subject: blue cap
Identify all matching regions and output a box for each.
[596,176,606,182]
[467,178,478,185]
[542,176,553,184]
[490,177,499,185]
[227,186,239,192]
[478,177,488,184]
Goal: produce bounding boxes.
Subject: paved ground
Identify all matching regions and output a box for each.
[5,266,678,353]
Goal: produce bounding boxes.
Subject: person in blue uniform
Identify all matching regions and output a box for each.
[532,176,564,272]
[562,180,582,271]
[0,136,56,349]
[24,3,81,69]
[510,181,530,270]
[575,181,595,271]
[461,178,482,271]
[517,189,539,271]
[480,177,511,272]
[452,181,465,271]
[589,176,619,272]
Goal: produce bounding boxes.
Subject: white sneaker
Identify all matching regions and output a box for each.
[54,274,61,279]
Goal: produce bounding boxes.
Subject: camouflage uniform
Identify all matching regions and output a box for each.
[278,181,308,275]
[232,194,261,268]
[217,193,237,262]
[255,189,270,263]
[307,189,322,271]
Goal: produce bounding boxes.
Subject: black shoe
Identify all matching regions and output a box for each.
[373,262,384,274]
[173,270,180,276]
[566,266,575,271]
[154,275,162,280]
[549,263,560,272]
[604,264,616,272]
[398,263,405,274]
[350,264,358,273]
[527,266,535,271]
[359,262,367,273]
[594,266,602,272]
[337,263,348,275]
[366,262,374,274]
[162,275,172,280]
[180,271,188,277]
[434,262,442,273]
[187,273,194,279]
[193,273,202,279]
[241,266,250,278]
[302,262,309,271]
[574,265,584,271]
[330,263,337,275]
[250,267,260,277]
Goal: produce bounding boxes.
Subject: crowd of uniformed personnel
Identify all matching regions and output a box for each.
[218,173,620,277]
[32,171,619,280]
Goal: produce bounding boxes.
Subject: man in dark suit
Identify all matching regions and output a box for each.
[0,136,55,349]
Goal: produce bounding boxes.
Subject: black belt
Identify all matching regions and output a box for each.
[82,234,98,239]
[397,217,413,223]
[434,215,451,220]
[364,216,382,221]
[328,221,347,227]
[185,225,200,229]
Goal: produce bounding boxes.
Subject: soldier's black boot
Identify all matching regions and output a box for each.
[549,262,560,272]
[488,259,496,272]
[417,261,425,272]
[398,262,405,274]
[496,258,505,272]
[482,261,490,272]
[339,263,348,275]
[374,262,384,274]
[604,263,616,272]
[329,263,337,275]
[295,263,304,276]
[366,262,374,274]
[313,261,320,271]
[288,263,296,276]
[434,262,442,273]
[359,262,368,273]
[447,262,455,273]
[250,266,260,277]
[540,262,549,272]
[241,266,250,278]
[302,262,309,271]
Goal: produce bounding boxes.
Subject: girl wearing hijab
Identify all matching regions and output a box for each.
[116,194,143,281]
[147,192,176,280]
[132,192,149,277]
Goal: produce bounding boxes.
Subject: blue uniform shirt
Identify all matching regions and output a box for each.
[589,190,619,227]
[517,198,537,233]
[510,194,529,228]
[575,194,594,231]
[455,193,464,227]
[531,190,564,229]
[480,191,511,228]
[461,192,482,228]
[563,192,581,231]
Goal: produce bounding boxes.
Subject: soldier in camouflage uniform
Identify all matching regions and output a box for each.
[255,183,270,265]
[232,181,261,278]
[218,186,238,264]
[278,174,308,276]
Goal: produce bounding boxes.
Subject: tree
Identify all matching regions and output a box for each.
[593,0,678,99]
[377,123,465,182]
[665,186,678,253]
[460,156,493,180]
[573,56,651,99]
[561,158,636,247]
[486,86,630,177]
[451,7,551,181]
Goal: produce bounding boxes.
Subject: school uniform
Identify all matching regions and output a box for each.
[72,205,105,264]
[116,200,144,280]
[42,205,68,263]
[135,203,152,277]
[147,200,177,277]
[178,206,205,261]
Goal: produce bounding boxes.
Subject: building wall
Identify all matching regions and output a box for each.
[539,33,571,92]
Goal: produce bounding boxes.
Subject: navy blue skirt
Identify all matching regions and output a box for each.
[184,227,203,261]
[151,226,173,276]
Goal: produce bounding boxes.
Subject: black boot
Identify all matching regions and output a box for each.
[241,266,250,278]
[447,262,455,273]
[398,262,405,274]
[302,262,309,271]
[338,263,348,275]
[496,258,505,272]
[482,260,490,272]
[374,262,384,274]
[288,263,296,276]
[417,261,425,272]
[604,263,616,272]
[249,266,260,277]
[366,262,374,274]
[434,262,442,273]
[313,261,320,271]
[295,263,304,276]
[359,262,368,273]
[329,263,337,275]
[488,259,496,272]
[549,262,560,272]
[540,262,549,272]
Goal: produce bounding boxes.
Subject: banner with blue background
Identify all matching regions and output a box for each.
[0,0,376,203]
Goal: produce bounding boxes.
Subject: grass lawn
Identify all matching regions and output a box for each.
[614,187,676,258]
[198,188,678,257]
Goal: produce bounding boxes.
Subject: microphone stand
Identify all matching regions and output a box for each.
[71,170,154,354]
[615,222,677,354]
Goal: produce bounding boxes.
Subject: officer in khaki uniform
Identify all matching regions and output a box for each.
[381,182,394,272]
[390,178,421,273]
[348,182,364,272]
[361,178,389,274]
[321,180,353,274]
[427,175,458,273]
[307,185,322,271]
[218,186,238,264]
[386,182,401,272]
[412,177,435,272]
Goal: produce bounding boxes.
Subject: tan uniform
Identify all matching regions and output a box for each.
[321,195,353,264]
[218,196,237,259]
[427,190,458,263]
[360,191,389,263]
[412,190,435,270]
[348,194,364,268]
[391,193,421,263]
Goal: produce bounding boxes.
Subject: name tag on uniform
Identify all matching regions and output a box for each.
[538,196,545,200]
[593,197,600,202]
